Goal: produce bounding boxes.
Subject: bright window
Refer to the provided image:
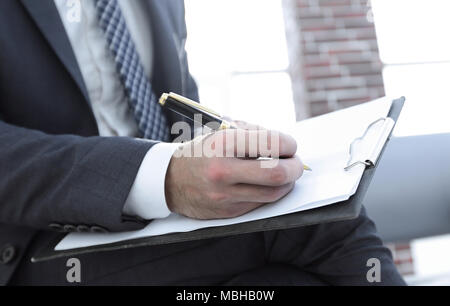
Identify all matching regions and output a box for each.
[372,0,450,137]
[185,0,296,130]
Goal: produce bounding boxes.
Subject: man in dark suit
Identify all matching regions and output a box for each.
[0,0,405,285]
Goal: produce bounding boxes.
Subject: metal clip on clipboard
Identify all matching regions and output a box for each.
[345,117,395,171]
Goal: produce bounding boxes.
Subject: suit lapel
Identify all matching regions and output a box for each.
[20,0,91,105]
[20,0,182,105]
[145,0,183,95]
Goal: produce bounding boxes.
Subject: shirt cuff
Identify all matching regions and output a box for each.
[123,142,180,220]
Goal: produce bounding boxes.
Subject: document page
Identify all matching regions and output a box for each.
[56,97,394,251]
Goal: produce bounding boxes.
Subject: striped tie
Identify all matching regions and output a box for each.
[94,0,171,141]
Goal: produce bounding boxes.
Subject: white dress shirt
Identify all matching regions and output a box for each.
[54,0,179,219]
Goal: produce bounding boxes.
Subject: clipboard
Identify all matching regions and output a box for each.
[32,97,405,263]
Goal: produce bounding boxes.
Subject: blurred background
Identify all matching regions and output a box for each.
[184,0,450,285]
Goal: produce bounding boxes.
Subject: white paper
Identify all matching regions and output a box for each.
[55,97,394,251]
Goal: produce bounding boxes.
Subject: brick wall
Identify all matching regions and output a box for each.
[387,243,415,276]
[283,0,385,119]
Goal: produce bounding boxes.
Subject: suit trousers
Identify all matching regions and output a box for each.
[9,207,406,286]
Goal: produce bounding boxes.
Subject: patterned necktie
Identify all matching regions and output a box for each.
[94,0,170,141]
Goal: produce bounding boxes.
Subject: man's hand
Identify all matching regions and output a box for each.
[165,128,304,220]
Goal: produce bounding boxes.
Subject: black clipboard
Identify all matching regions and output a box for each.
[32,97,405,263]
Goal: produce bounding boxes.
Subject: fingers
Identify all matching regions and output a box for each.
[232,120,266,131]
[212,129,297,158]
[170,127,304,220]
[219,155,304,186]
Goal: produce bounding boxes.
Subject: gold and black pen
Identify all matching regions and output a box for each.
[159,92,312,171]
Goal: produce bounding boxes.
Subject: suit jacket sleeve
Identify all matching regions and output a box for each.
[0,120,156,232]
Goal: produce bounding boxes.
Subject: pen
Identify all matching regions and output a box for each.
[159,92,312,171]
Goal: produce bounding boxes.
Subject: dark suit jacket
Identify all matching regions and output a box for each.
[0,0,198,284]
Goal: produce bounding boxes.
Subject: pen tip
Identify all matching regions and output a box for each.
[304,165,312,171]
